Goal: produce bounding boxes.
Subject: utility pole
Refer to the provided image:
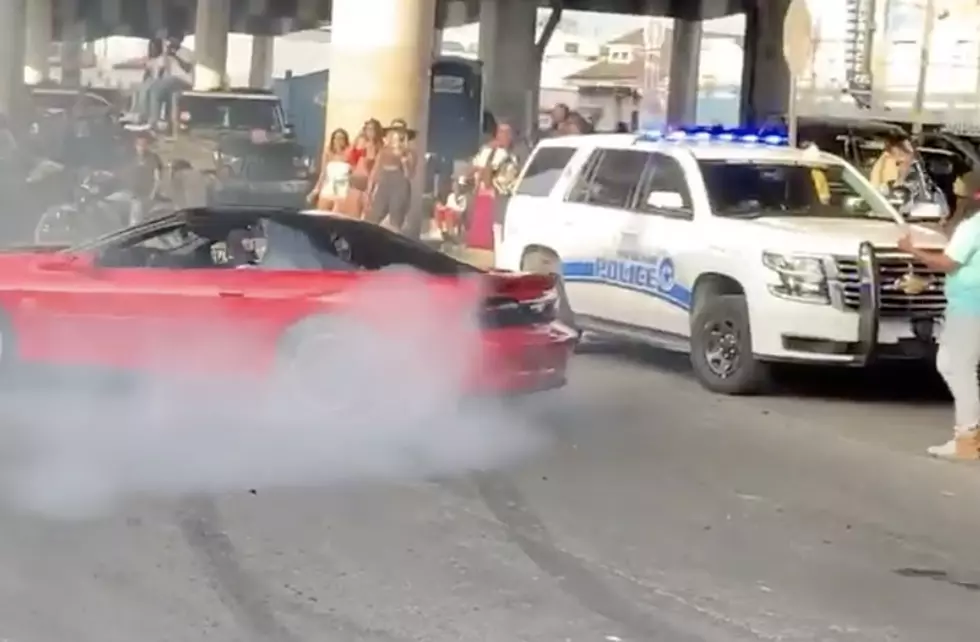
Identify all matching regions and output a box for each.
[911,0,937,133]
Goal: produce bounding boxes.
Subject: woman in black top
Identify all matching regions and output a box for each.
[366,126,414,230]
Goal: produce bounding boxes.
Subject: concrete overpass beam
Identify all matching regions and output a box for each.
[740,0,791,126]
[665,18,702,126]
[193,0,232,90]
[249,36,274,88]
[24,0,53,85]
[478,0,538,138]
[0,0,26,117]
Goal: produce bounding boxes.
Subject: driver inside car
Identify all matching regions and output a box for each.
[224,229,260,268]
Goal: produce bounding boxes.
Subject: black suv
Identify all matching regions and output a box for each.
[207,134,313,208]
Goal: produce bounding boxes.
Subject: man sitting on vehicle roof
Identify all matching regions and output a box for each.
[135,35,192,129]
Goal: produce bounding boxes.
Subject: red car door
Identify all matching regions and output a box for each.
[170,267,357,373]
[22,264,235,371]
[43,265,356,375]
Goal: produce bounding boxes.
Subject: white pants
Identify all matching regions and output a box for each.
[936,314,980,431]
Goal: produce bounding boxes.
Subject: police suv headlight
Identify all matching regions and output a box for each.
[762,252,830,304]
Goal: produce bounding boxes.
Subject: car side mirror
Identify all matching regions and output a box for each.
[283,123,296,138]
[887,185,912,210]
[843,195,869,213]
[646,190,685,210]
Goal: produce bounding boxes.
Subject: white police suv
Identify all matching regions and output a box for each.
[495,127,949,395]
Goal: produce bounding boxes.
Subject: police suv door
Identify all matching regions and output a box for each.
[559,147,651,320]
[612,150,697,339]
[500,144,582,271]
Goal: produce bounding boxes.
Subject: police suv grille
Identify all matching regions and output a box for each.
[481,296,556,328]
[834,252,946,316]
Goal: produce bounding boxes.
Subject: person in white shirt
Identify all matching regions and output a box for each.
[126,30,166,124]
[137,35,192,127]
[467,122,519,251]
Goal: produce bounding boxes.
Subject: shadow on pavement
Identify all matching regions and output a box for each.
[578,337,950,405]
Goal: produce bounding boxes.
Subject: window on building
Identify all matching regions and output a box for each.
[885,0,924,34]
[564,42,580,55]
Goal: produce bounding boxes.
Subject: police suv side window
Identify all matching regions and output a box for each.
[567,149,648,209]
[514,147,576,197]
[639,153,693,218]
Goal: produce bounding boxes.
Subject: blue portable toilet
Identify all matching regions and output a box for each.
[428,56,484,170]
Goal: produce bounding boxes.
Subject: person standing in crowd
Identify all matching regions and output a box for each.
[869,134,913,193]
[344,118,384,217]
[548,104,570,136]
[467,121,519,252]
[564,112,593,135]
[308,128,352,213]
[125,131,163,225]
[366,123,415,231]
[898,173,980,460]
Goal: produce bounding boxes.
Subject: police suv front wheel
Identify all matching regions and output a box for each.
[689,294,771,395]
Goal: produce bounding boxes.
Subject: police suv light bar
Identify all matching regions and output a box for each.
[635,126,788,146]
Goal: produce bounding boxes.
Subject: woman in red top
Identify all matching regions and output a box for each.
[342,119,384,218]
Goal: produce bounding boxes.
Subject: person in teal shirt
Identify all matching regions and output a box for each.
[900,189,980,459]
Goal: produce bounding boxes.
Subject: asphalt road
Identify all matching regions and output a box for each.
[0,346,977,642]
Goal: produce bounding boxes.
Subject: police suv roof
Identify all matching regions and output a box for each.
[535,132,843,164]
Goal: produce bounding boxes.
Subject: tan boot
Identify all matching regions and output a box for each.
[928,430,980,460]
[954,431,980,460]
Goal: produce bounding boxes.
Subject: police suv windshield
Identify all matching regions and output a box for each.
[698,160,893,220]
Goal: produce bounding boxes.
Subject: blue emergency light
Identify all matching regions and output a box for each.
[635,126,788,146]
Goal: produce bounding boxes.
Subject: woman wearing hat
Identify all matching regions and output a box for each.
[899,170,980,459]
[366,122,415,230]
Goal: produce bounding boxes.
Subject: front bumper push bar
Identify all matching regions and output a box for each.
[854,241,879,367]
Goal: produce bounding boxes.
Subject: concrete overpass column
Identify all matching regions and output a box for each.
[665,19,702,127]
[24,0,53,85]
[740,0,791,126]
[326,0,437,236]
[193,0,231,90]
[0,0,26,116]
[61,16,86,87]
[249,36,274,88]
[325,0,436,133]
[478,0,537,138]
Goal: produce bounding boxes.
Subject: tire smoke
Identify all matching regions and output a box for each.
[0,268,550,519]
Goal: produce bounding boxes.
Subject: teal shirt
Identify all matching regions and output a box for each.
[945,214,980,315]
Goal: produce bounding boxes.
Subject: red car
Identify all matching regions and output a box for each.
[0,208,576,395]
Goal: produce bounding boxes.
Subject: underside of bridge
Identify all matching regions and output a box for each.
[60,0,749,40]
